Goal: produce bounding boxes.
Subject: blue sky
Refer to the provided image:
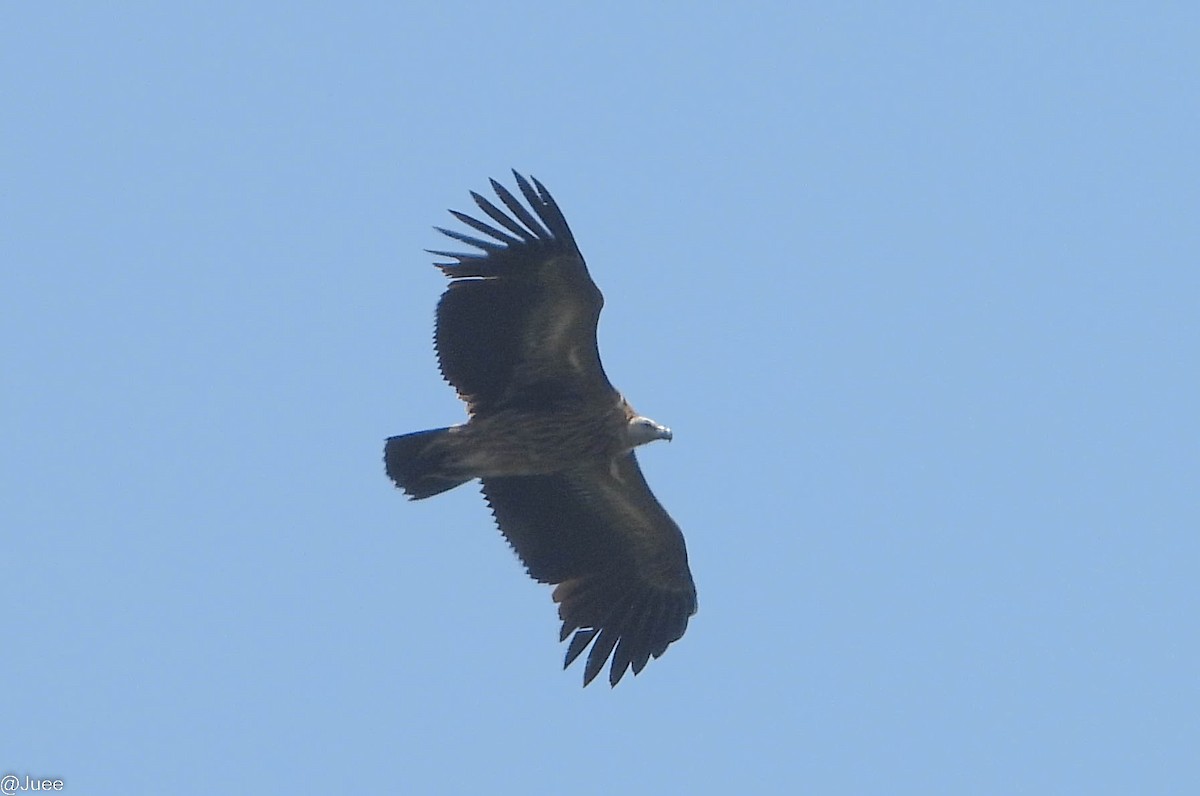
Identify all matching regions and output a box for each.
[3,3,1197,794]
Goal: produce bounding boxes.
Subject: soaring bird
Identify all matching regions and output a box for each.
[385,172,696,686]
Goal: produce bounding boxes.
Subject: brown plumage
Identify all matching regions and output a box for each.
[385,172,696,686]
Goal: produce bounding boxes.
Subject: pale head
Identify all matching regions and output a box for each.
[625,416,673,448]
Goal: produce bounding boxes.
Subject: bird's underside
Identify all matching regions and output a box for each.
[384,171,696,686]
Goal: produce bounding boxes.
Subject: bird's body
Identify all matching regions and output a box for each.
[390,394,640,488]
[385,173,696,686]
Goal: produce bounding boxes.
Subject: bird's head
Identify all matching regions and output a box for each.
[626,416,673,448]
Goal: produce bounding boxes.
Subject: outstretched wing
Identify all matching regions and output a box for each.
[430,172,615,414]
[482,453,697,687]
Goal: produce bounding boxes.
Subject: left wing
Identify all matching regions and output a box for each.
[481,453,697,686]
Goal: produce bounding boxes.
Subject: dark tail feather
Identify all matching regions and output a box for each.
[384,428,471,499]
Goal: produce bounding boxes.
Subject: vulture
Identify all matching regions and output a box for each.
[384,172,697,687]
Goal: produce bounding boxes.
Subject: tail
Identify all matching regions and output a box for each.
[384,427,472,499]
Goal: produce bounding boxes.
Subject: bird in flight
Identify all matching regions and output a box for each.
[385,172,696,686]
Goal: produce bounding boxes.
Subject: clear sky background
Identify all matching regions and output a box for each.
[3,3,1197,794]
